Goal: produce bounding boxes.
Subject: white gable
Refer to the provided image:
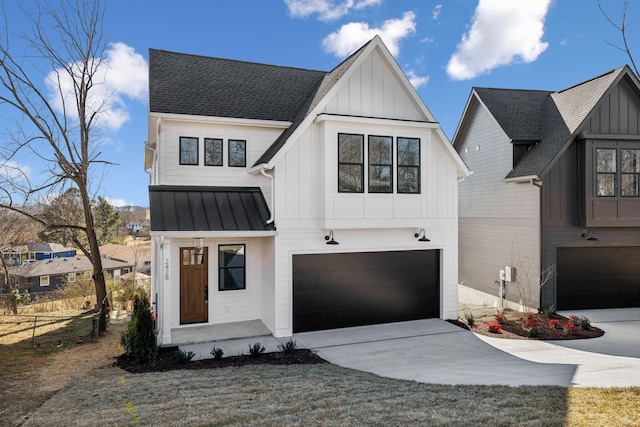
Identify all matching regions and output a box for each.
[322,48,424,121]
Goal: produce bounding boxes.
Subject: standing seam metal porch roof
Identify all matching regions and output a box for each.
[149,186,274,232]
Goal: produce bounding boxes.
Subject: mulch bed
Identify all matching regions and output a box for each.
[459,313,605,341]
[115,346,327,373]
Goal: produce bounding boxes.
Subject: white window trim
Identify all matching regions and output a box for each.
[40,275,50,287]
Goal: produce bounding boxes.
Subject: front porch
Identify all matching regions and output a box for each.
[167,319,272,346]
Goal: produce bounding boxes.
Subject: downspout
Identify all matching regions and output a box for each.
[260,166,275,224]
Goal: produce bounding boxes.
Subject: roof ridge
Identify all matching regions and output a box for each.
[149,48,326,74]
[556,66,625,94]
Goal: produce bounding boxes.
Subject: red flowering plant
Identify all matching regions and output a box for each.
[485,321,502,333]
[494,313,507,324]
[548,319,561,329]
[563,322,578,335]
[523,316,540,338]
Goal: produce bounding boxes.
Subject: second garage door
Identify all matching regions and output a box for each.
[557,246,640,310]
[293,250,439,333]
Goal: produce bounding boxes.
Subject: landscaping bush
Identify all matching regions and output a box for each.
[210,346,224,360]
[175,349,195,364]
[277,338,299,354]
[464,312,475,327]
[485,321,502,333]
[120,293,157,364]
[494,312,507,324]
[248,342,265,357]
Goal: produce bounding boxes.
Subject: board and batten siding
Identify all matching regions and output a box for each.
[322,49,423,121]
[457,102,541,309]
[155,117,286,187]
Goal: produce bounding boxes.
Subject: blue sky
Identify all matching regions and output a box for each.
[2,0,638,207]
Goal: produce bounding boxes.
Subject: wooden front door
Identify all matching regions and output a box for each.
[180,247,208,324]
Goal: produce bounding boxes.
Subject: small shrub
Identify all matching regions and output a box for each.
[577,316,591,330]
[569,315,580,326]
[176,349,195,364]
[524,317,538,329]
[494,313,507,324]
[526,327,540,338]
[543,304,556,318]
[485,321,502,333]
[563,322,578,335]
[248,342,265,357]
[464,312,475,327]
[277,338,298,354]
[120,294,158,364]
[548,319,561,329]
[210,346,224,360]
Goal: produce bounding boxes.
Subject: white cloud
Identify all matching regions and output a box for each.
[406,70,429,89]
[284,0,382,21]
[106,197,130,207]
[0,160,30,181]
[446,0,551,80]
[46,42,148,132]
[322,11,416,57]
[432,5,442,20]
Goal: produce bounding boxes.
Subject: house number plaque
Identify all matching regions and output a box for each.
[164,259,169,280]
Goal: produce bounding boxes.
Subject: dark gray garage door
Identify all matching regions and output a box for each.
[293,250,439,333]
[557,247,640,310]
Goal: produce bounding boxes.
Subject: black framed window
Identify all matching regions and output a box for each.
[397,137,420,193]
[204,138,223,166]
[338,133,364,193]
[229,139,246,167]
[179,136,198,165]
[368,135,393,193]
[596,148,616,197]
[621,149,640,197]
[219,244,245,290]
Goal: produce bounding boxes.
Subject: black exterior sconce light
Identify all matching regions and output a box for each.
[325,231,339,245]
[193,237,205,255]
[581,230,598,241]
[414,229,430,242]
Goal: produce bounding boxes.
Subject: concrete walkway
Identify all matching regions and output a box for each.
[182,308,640,388]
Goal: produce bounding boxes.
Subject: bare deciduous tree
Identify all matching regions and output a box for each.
[0,0,113,331]
[599,0,639,75]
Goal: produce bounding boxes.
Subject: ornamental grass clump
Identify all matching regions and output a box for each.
[464,312,475,327]
[485,321,502,333]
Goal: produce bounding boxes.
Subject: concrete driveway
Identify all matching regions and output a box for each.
[293,308,640,387]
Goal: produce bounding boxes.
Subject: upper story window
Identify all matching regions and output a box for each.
[338,133,364,193]
[397,137,420,194]
[621,149,640,197]
[338,133,421,194]
[179,136,198,165]
[596,147,640,197]
[229,139,246,167]
[204,138,223,166]
[368,135,393,193]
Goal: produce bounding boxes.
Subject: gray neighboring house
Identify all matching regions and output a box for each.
[453,65,640,312]
[2,256,135,293]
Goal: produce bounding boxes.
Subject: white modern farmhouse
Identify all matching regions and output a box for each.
[145,36,469,346]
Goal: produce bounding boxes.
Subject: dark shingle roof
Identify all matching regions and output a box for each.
[474,88,551,141]
[149,186,274,232]
[473,66,627,179]
[149,50,326,122]
[253,40,370,166]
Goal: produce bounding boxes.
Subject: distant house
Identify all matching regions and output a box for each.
[1,256,135,293]
[1,242,76,265]
[147,36,469,346]
[452,65,640,312]
[100,242,152,275]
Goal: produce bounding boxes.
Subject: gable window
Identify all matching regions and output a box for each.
[621,149,640,197]
[368,135,393,193]
[180,136,198,165]
[40,276,49,287]
[219,244,245,290]
[338,133,364,193]
[228,139,246,167]
[204,138,223,166]
[397,137,420,193]
[68,272,76,283]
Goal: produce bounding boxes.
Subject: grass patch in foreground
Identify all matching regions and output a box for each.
[21,363,640,427]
